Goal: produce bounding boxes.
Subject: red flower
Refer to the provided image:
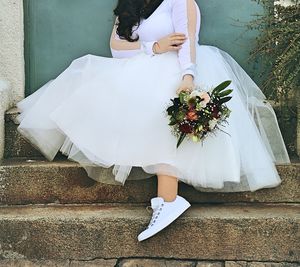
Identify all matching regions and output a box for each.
[179,122,193,133]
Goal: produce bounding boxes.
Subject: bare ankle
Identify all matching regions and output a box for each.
[158,194,177,202]
[156,174,179,202]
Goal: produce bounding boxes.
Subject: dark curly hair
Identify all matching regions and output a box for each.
[113,0,164,42]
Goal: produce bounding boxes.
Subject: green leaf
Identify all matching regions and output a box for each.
[179,93,185,104]
[218,89,233,97]
[211,80,232,95]
[166,106,175,115]
[176,132,187,148]
[176,112,185,121]
[168,120,177,126]
[219,96,232,104]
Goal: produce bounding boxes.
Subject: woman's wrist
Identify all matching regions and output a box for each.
[182,74,194,81]
[152,42,160,54]
[182,64,197,80]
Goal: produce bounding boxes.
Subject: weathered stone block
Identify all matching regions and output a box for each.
[0,203,298,262]
[0,159,299,205]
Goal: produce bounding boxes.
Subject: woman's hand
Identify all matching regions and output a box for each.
[176,74,195,95]
[153,33,187,54]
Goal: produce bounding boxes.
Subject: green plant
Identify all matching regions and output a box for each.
[247,0,299,157]
[247,0,299,101]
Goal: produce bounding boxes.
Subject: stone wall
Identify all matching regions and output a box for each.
[0,0,24,158]
[0,0,24,102]
[0,81,11,158]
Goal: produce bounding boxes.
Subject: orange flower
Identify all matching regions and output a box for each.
[186,110,198,121]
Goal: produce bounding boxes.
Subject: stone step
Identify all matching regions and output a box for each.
[0,203,299,262]
[4,108,64,159]
[5,108,43,158]
[0,158,299,205]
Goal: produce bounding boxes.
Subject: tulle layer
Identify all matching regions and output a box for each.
[16,44,290,192]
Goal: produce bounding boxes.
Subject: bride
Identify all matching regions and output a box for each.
[16,0,290,241]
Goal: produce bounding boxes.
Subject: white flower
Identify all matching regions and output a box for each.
[190,90,211,108]
[200,101,207,108]
[209,119,218,130]
[190,90,202,98]
[199,91,210,105]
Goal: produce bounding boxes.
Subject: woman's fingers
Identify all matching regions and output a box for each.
[176,88,186,95]
[176,84,194,94]
[170,37,186,43]
[171,40,185,45]
[170,32,186,38]
[170,37,184,46]
[169,45,182,51]
[176,86,191,95]
[155,33,186,53]
[158,32,186,53]
[170,35,186,40]
[170,34,187,46]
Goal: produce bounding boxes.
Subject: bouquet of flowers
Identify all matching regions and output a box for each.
[165,80,233,148]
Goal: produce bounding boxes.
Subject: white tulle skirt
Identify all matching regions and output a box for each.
[16,44,291,192]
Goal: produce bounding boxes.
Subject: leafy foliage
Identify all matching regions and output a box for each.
[247,0,299,103]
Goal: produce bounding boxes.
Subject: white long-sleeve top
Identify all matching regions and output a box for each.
[110,0,201,78]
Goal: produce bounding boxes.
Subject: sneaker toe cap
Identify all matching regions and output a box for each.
[137,229,151,242]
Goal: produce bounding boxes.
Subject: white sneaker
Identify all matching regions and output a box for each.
[137,195,191,242]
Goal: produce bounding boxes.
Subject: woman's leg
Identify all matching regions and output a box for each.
[157,174,178,202]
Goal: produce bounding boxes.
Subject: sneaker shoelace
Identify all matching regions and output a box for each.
[146,203,164,228]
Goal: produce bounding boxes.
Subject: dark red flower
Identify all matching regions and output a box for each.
[179,122,193,133]
[212,105,220,119]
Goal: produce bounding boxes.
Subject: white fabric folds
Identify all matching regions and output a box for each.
[16,44,290,192]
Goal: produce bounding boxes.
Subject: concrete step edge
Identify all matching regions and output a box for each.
[0,203,299,261]
[1,158,299,205]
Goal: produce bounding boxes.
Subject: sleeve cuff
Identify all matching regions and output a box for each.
[141,40,157,56]
[181,63,197,78]
[182,70,195,78]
